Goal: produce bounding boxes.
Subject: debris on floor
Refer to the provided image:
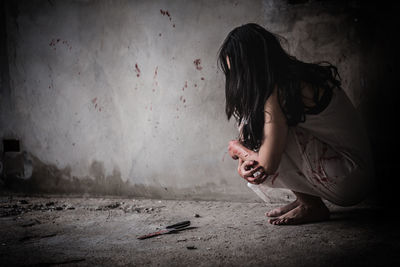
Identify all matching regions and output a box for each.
[0,198,78,217]
[0,196,398,266]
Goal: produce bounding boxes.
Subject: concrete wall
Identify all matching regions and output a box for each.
[0,0,396,202]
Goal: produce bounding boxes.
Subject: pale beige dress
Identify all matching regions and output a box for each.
[248,88,374,206]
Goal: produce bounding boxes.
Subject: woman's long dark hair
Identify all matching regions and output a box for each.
[218,23,341,150]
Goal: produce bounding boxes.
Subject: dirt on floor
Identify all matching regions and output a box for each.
[0,195,399,266]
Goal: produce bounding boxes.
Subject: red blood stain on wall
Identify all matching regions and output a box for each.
[91,97,103,112]
[160,9,170,18]
[193,59,202,70]
[49,38,72,51]
[135,63,141,77]
[154,66,158,79]
[151,66,159,92]
[160,9,175,27]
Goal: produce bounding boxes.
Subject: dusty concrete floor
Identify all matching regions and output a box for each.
[0,196,398,267]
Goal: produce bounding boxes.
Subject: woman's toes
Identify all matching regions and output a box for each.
[266,210,278,217]
[273,219,281,225]
[268,217,278,224]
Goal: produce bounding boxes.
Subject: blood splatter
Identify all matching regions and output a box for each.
[270,172,279,185]
[160,9,170,17]
[92,97,97,104]
[201,77,205,80]
[49,39,58,46]
[160,9,175,27]
[154,66,158,79]
[222,151,228,162]
[193,59,202,70]
[135,63,141,77]
[49,38,72,51]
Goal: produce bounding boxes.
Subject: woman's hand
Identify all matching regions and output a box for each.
[237,159,268,185]
[228,139,267,184]
[228,140,257,161]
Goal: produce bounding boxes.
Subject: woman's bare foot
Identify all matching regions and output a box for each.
[266,199,299,217]
[268,192,330,225]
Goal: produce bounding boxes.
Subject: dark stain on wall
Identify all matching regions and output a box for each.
[0,153,252,201]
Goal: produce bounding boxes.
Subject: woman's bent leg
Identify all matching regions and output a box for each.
[247,127,371,224]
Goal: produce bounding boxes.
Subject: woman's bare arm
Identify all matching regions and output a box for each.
[228,87,287,182]
[257,87,288,174]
